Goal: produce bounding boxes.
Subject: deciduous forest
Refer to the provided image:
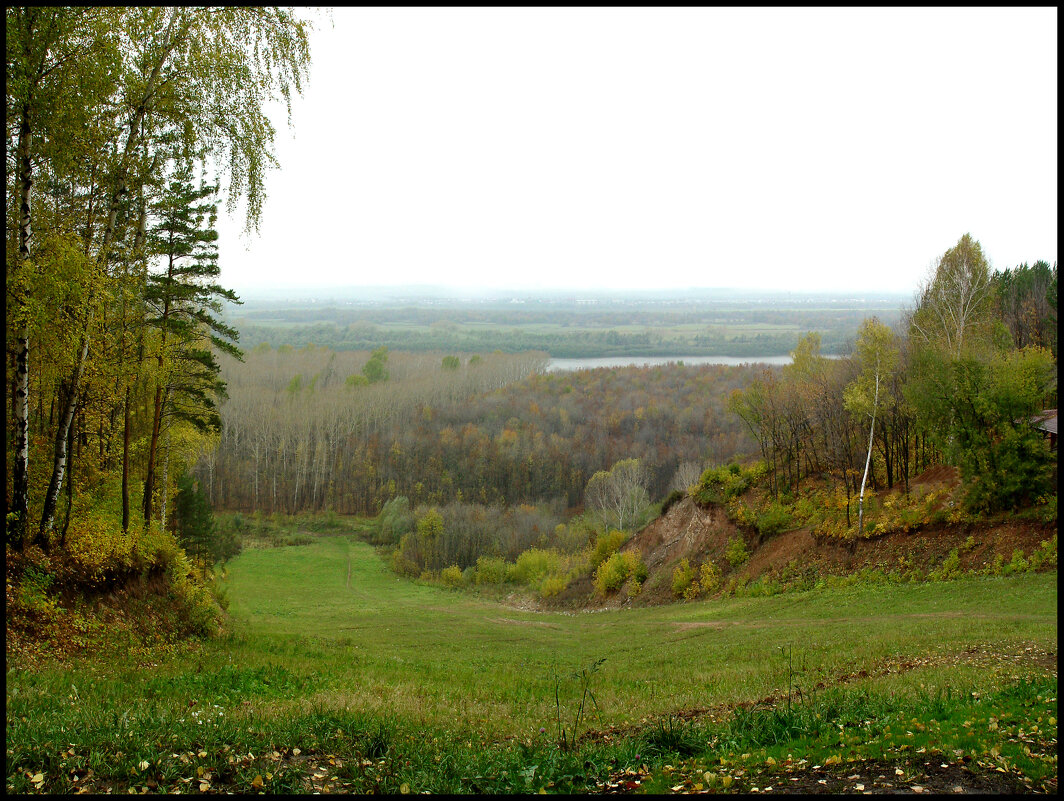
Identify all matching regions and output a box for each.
[202,348,756,514]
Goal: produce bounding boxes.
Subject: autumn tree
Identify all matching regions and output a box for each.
[7,6,315,551]
[844,318,899,534]
[910,233,995,358]
[6,7,121,549]
[584,458,649,532]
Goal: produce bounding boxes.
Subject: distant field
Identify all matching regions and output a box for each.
[225,291,905,356]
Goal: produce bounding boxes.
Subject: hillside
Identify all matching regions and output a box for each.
[532,466,1056,612]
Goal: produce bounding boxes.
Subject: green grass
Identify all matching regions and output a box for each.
[6,536,1057,793]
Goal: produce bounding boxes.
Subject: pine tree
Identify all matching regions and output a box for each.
[174,472,216,576]
[141,163,243,527]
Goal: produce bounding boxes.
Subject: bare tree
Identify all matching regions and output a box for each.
[584,458,649,531]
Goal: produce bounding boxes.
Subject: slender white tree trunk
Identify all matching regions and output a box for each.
[857,371,880,536]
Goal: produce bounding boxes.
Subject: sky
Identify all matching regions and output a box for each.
[214,7,1058,295]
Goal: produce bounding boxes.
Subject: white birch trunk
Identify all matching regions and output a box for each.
[857,370,880,536]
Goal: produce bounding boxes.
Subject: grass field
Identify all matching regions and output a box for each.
[6,534,1058,794]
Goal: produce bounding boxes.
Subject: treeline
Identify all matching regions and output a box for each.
[730,238,1057,518]
[232,320,841,359]
[6,7,312,580]
[198,349,759,515]
[236,301,896,331]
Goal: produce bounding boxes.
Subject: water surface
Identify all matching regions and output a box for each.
[546,355,794,371]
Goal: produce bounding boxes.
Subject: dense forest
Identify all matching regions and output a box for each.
[198,348,758,514]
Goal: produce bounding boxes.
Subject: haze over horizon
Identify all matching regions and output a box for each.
[216,8,1057,297]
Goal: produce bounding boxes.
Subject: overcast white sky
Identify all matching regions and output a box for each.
[215,7,1057,295]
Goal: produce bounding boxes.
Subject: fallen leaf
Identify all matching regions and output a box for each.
[251,774,263,789]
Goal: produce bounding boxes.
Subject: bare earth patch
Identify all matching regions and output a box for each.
[487,616,561,629]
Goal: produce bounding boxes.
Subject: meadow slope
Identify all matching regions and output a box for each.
[6,535,1057,794]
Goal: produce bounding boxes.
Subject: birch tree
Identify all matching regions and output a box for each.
[910,234,994,358]
[844,318,899,535]
[584,457,649,531]
[6,7,120,549]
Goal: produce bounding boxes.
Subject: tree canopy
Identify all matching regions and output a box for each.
[6,6,316,558]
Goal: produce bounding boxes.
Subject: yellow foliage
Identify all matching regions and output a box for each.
[65,513,138,580]
[440,565,464,587]
[540,574,569,598]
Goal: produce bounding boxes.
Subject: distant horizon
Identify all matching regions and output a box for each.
[228,283,915,299]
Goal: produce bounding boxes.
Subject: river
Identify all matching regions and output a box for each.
[546,355,795,371]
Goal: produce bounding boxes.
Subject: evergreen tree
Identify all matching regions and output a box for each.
[173,472,216,576]
[141,163,243,526]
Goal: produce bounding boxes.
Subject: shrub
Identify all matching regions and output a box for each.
[682,580,701,602]
[440,565,464,587]
[390,537,420,577]
[1029,534,1057,570]
[10,563,60,623]
[540,574,570,598]
[1004,548,1029,575]
[589,529,628,569]
[742,575,784,597]
[672,558,696,597]
[725,536,750,568]
[594,550,647,596]
[512,548,563,586]
[698,560,722,594]
[986,553,1006,576]
[65,512,137,581]
[376,496,414,545]
[931,548,961,581]
[474,555,508,584]
[693,463,750,505]
[756,503,792,538]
